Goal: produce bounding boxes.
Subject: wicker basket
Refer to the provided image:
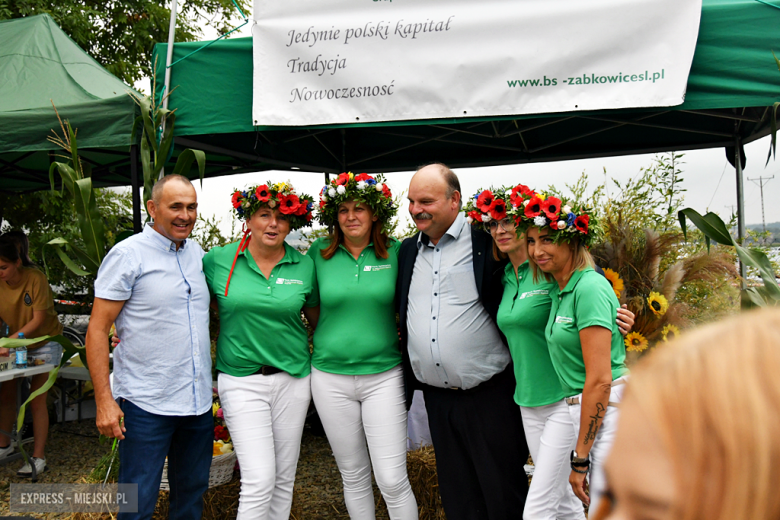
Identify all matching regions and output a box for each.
[159,451,237,490]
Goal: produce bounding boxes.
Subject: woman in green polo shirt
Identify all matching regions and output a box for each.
[203,181,319,520]
[310,172,418,520]
[465,186,632,520]
[517,194,629,516]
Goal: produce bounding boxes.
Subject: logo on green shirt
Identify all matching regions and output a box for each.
[276,278,304,285]
[555,316,574,324]
[519,289,548,300]
[363,265,391,272]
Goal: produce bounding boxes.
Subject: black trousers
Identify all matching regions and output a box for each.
[423,366,529,520]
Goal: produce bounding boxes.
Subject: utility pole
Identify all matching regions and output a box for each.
[747,175,774,232]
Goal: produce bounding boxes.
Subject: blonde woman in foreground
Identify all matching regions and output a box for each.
[596,307,780,520]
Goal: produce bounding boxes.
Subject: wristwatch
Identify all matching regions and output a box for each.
[570,450,590,465]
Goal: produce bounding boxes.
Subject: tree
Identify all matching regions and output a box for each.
[0,0,250,86]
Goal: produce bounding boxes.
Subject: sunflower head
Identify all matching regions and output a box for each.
[662,324,681,342]
[647,291,669,317]
[624,331,649,353]
[603,268,624,299]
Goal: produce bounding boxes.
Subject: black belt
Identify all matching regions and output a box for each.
[253,365,284,376]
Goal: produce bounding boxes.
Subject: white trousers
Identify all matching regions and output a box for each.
[218,372,311,520]
[520,400,585,520]
[566,379,627,515]
[311,365,418,520]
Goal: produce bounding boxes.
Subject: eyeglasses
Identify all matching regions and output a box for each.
[484,218,516,233]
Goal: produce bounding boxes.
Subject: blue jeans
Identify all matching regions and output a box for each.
[118,399,213,520]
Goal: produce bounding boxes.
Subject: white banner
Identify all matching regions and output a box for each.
[252,0,701,127]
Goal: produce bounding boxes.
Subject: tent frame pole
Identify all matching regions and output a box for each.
[130,144,142,233]
[163,0,178,112]
[159,0,179,180]
[734,133,746,286]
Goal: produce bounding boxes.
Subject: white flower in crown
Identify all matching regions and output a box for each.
[534,215,547,226]
[562,205,571,214]
[357,181,367,190]
[481,214,492,223]
[557,220,567,230]
[512,205,518,211]
[505,190,512,196]
[466,216,474,224]
[328,187,337,198]
[321,194,327,202]
[337,185,346,195]
[523,199,530,206]
[268,199,277,208]
[375,184,383,192]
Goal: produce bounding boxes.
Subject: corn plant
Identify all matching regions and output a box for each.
[678,208,780,308]
[129,72,205,210]
[46,105,118,277]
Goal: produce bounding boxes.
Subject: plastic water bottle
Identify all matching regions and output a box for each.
[15,332,27,370]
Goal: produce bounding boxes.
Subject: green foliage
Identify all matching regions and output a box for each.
[679,208,780,308]
[0,189,132,301]
[191,214,240,252]
[46,116,110,279]
[0,0,250,86]
[129,89,206,211]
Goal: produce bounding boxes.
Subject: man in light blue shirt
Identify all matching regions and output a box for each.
[86,175,212,520]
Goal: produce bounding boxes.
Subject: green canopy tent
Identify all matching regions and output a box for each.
[150,0,780,249]
[153,0,780,173]
[0,14,244,231]
[0,14,146,228]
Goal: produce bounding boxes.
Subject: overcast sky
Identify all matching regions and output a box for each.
[148,16,780,236]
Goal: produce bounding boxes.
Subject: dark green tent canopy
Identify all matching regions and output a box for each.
[0,14,142,191]
[152,0,780,174]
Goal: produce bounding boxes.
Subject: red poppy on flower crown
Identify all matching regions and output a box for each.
[476,190,495,212]
[295,199,309,215]
[382,183,392,199]
[355,173,372,182]
[524,196,543,218]
[335,173,351,185]
[510,184,534,206]
[279,193,301,215]
[489,198,508,220]
[574,214,590,233]
[255,184,271,202]
[541,197,562,220]
[467,210,481,222]
[231,191,242,209]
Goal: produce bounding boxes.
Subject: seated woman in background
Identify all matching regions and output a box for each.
[0,234,63,477]
[597,308,780,520]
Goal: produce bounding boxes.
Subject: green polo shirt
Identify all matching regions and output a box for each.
[309,237,402,375]
[203,241,318,378]
[546,267,629,397]
[496,261,566,407]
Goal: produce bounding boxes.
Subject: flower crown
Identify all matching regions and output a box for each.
[462,184,536,226]
[507,189,602,247]
[230,181,314,231]
[317,172,397,233]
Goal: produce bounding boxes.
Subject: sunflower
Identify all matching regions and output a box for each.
[624,331,649,352]
[603,268,624,298]
[662,324,681,342]
[647,292,669,317]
